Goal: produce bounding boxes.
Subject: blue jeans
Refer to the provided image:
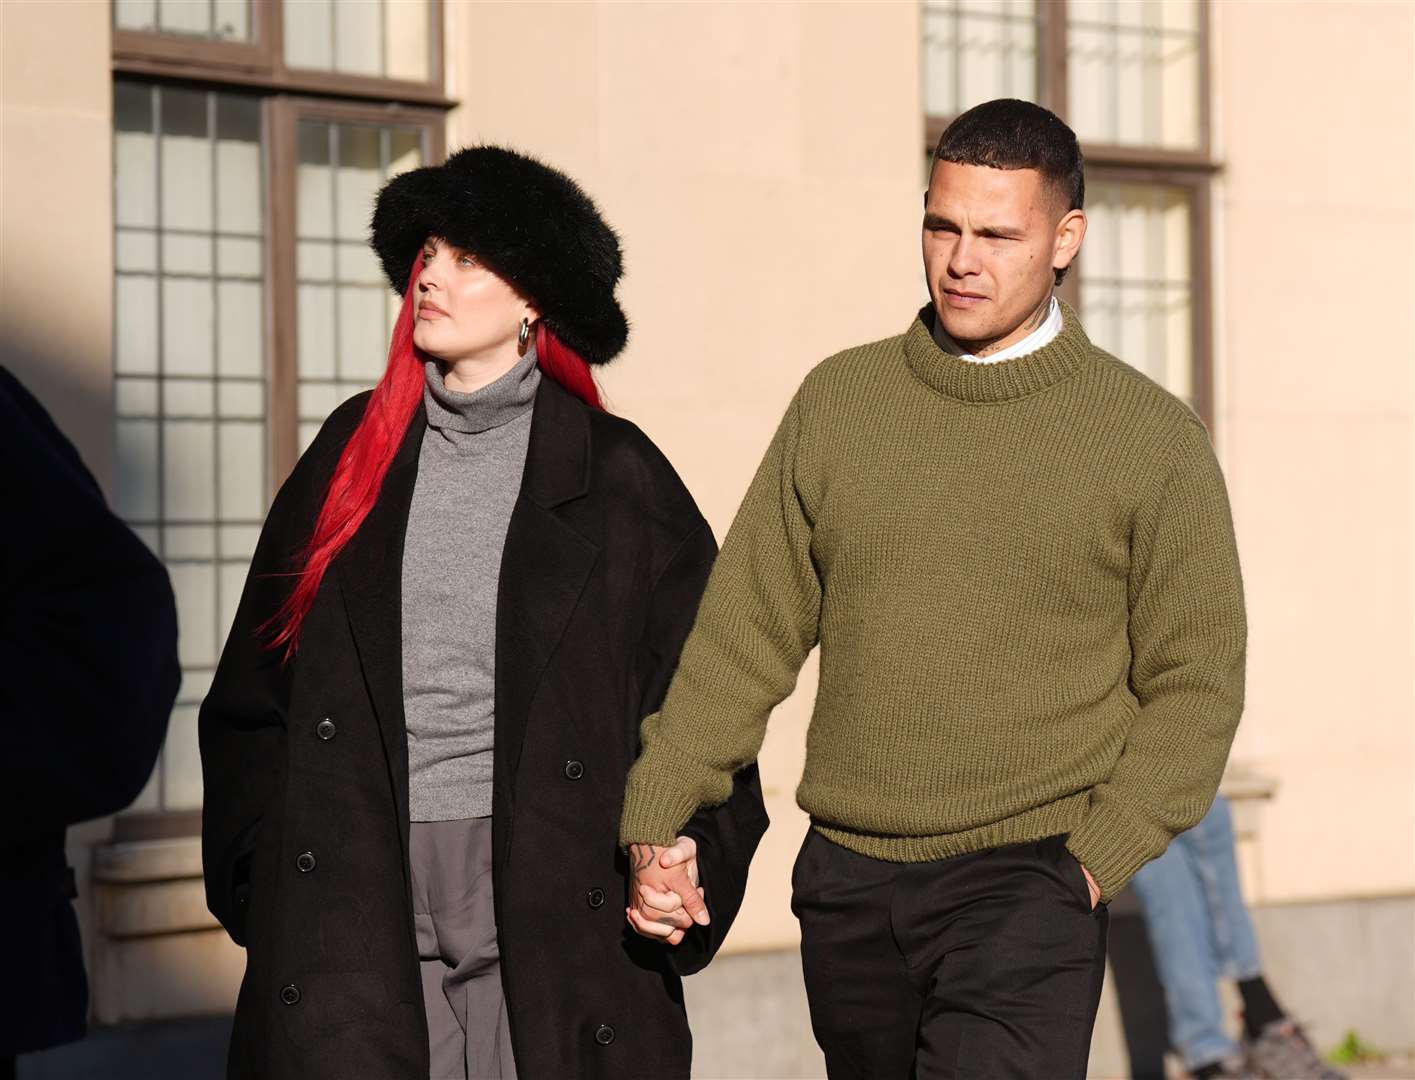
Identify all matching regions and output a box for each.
[1130,795,1264,1069]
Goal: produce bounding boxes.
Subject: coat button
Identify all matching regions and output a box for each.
[586,887,606,909]
[279,984,301,1005]
[563,760,584,781]
[315,719,336,740]
[295,851,317,873]
[594,1023,615,1046]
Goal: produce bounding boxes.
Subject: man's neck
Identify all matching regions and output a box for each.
[933,292,1059,363]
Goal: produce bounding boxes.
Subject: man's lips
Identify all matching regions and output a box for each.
[943,289,988,308]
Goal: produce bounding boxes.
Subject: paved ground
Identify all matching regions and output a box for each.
[1347,1056,1415,1079]
[16,1017,1410,1080]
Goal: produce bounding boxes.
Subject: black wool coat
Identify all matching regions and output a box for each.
[0,368,178,1057]
[199,375,767,1080]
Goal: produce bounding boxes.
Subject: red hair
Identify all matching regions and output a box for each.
[262,252,604,659]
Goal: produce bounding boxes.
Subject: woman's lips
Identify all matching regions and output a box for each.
[417,305,448,319]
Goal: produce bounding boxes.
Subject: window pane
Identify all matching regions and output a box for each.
[112,79,268,815]
[116,0,252,44]
[386,0,431,82]
[114,0,157,32]
[115,274,159,375]
[336,125,384,240]
[216,96,262,234]
[284,0,335,71]
[923,0,1040,119]
[286,0,434,82]
[1079,181,1194,403]
[214,0,251,42]
[115,83,157,229]
[296,121,424,429]
[160,88,212,232]
[161,702,204,812]
[1066,0,1201,149]
[158,0,211,37]
[335,0,382,77]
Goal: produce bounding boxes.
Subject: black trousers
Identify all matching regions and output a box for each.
[791,828,1109,1080]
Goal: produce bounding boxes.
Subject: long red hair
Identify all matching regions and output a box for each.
[262,252,604,659]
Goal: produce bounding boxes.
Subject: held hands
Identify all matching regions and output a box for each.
[625,836,709,947]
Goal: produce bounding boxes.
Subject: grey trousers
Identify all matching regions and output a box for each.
[409,817,517,1080]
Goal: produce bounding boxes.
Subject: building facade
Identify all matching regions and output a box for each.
[2,0,1410,1073]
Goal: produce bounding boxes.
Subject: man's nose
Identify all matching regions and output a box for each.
[947,235,980,277]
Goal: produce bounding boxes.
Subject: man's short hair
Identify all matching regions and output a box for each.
[931,99,1085,285]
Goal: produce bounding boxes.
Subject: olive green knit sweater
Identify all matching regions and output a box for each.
[619,301,1246,900]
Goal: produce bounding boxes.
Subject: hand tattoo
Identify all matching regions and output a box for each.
[628,843,661,875]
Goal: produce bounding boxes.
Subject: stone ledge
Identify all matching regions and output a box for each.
[92,836,203,884]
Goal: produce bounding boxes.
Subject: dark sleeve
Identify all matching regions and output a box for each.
[198,398,359,944]
[633,520,770,977]
[0,367,179,838]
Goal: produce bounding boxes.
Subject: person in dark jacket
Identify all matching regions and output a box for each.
[199,145,767,1080]
[0,367,179,1079]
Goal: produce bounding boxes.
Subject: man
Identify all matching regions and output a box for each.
[0,367,179,1079]
[619,97,1247,1078]
[1132,795,1346,1080]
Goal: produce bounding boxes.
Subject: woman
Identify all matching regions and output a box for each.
[199,145,767,1080]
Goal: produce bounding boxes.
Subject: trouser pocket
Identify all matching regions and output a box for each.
[1040,832,1099,915]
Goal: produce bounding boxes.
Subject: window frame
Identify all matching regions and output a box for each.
[113,0,452,108]
[922,0,1217,428]
[111,0,450,840]
[268,96,446,481]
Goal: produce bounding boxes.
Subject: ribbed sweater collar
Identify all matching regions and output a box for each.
[423,344,540,435]
[902,298,1091,404]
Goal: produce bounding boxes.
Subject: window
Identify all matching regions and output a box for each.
[294,120,423,452]
[1066,0,1202,151]
[112,2,447,831]
[921,0,1215,419]
[115,0,254,42]
[922,1,1043,118]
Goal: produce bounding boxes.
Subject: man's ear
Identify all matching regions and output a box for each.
[1053,209,1087,278]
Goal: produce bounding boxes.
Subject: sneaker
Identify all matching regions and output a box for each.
[1190,1053,1260,1079]
[1244,1019,1348,1080]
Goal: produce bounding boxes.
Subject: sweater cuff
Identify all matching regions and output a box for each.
[1064,799,1167,902]
[618,775,712,849]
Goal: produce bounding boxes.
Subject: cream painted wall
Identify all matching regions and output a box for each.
[1211,0,1414,902]
[0,0,115,488]
[446,0,927,950]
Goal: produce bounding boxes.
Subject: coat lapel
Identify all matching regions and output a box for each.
[495,378,600,804]
[337,407,426,868]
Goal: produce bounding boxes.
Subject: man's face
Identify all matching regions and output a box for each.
[922,161,1084,351]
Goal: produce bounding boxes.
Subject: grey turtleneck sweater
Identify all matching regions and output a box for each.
[403,346,541,821]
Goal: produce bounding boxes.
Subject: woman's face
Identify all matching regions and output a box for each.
[411,234,537,363]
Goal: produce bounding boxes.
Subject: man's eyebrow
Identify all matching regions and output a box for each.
[923,213,1025,239]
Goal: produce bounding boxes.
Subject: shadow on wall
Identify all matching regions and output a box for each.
[0,337,118,494]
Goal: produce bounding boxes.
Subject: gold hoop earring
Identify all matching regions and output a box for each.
[518,318,531,351]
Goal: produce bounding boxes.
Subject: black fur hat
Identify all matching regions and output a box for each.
[369,145,629,365]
